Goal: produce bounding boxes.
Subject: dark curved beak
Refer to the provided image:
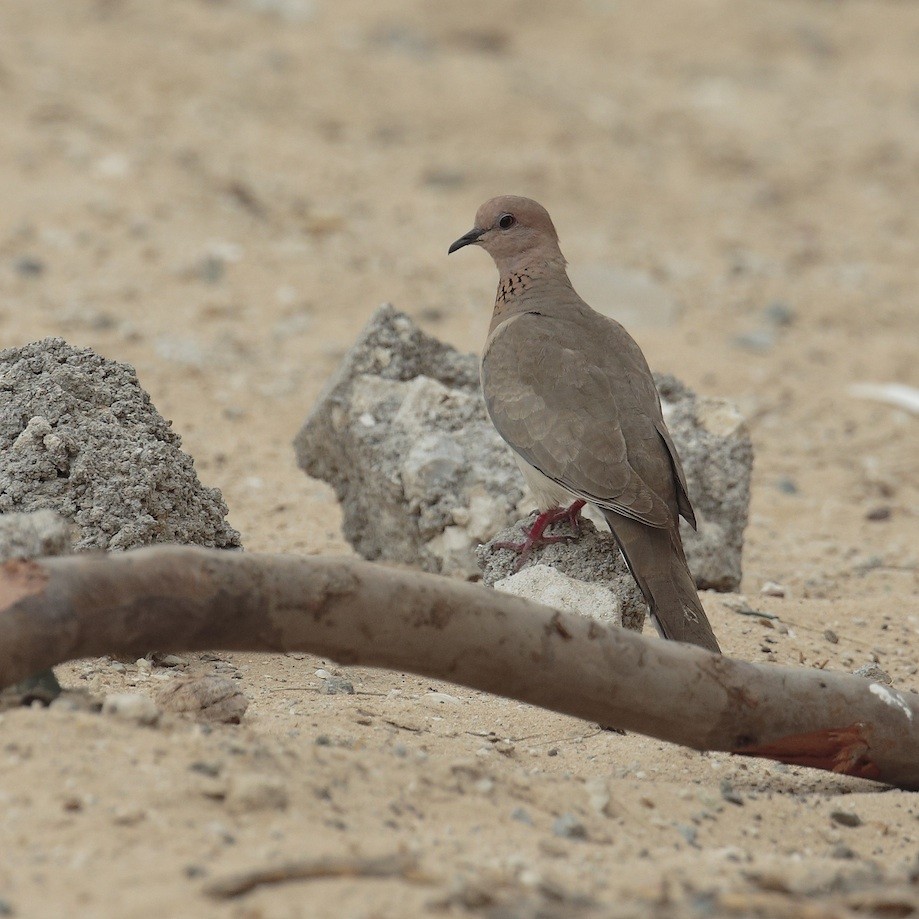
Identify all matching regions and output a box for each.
[448,227,484,254]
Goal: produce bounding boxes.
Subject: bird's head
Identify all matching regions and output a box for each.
[449,196,564,275]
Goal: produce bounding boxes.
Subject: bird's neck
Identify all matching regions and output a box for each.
[490,255,573,332]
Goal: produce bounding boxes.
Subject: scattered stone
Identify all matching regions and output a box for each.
[101,693,160,726]
[295,305,752,589]
[830,810,862,828]
[552,813,588,840]
[295,305,520,577]
[14,255,44,277]
[763,301,795,327]
[0,508,71,560]
[824,629,839,645]
[486,543,644,633]
[720,780,744,806]
[320,676,355,696]
[865,506,891,522]
[511,807,533,825]
[155,675,248,723]
[150,653,189,669]
[0,338,240,551]
[733,329,776,353]
[585,777,617,818]
[776,477,798,495]
[48,690,102,714]
[831,844,857,860]
[225,773,289,814]
[111,806,146,826]
[760,581,787,598]
[854,662,892,684]
[0,669,61,708]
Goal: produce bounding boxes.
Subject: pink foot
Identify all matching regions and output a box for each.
[494,500,586,570]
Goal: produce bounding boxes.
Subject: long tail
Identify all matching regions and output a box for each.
[602,511,721,654]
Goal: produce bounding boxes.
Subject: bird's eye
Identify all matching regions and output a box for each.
[498,214,515,230]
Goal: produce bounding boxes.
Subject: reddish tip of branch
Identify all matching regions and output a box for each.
[732,723,881,780]
[0,559,49,612]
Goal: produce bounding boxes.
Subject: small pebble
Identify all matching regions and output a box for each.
[760,581,787,598]
[865,506,891,521]
[552,813,587,840]
[733,329,775,353]
[831,844,856,859]
[763,301,795,327]
[14,255,44,277]
[720,780,744,806]
[101,693,160,726]
[824,629,839,644]
[151,653,188,668]
[853,663,892,684]
[512,807,533,825]
[320,676,354,695]
[830,810,862,828]
[225,773,289,814]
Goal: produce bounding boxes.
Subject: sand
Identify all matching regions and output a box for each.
[0,1,917,916]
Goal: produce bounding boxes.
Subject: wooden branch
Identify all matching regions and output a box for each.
[1,547,917,788]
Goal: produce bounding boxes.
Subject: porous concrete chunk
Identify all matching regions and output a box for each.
[478,518,646,633]
[494,565,624,628]
[295,304,524,576]
[656,375,753,591]
[0,338,240,551]
[295,305,751,588]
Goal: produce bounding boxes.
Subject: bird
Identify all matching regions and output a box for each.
[449,195,721,654]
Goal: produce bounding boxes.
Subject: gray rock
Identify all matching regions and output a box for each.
[656,375,753,591]
[101,692,160,726]
[294,304,523,577]
[155,674,248,724]
[0,338,240,551]
[552,813,588,840]
[854,662,892,685]
[0,509,71,561]
[295,305,751,589]
[481,519,646,634]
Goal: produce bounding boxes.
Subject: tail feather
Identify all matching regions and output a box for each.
[602,511,721,654]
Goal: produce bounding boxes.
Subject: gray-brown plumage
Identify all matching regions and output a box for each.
[449,195,721,654]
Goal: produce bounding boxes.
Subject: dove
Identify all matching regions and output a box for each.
[449,195,721,653]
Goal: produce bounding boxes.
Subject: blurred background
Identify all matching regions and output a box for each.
[0,0,916,599]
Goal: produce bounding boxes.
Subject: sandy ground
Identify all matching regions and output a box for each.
[1,0,918,916]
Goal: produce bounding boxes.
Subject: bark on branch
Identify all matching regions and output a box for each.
[1,547,917,788]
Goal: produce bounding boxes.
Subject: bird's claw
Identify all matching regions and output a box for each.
[491,500,587,572]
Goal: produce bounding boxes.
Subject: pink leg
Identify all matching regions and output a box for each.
[493,500,586,570]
